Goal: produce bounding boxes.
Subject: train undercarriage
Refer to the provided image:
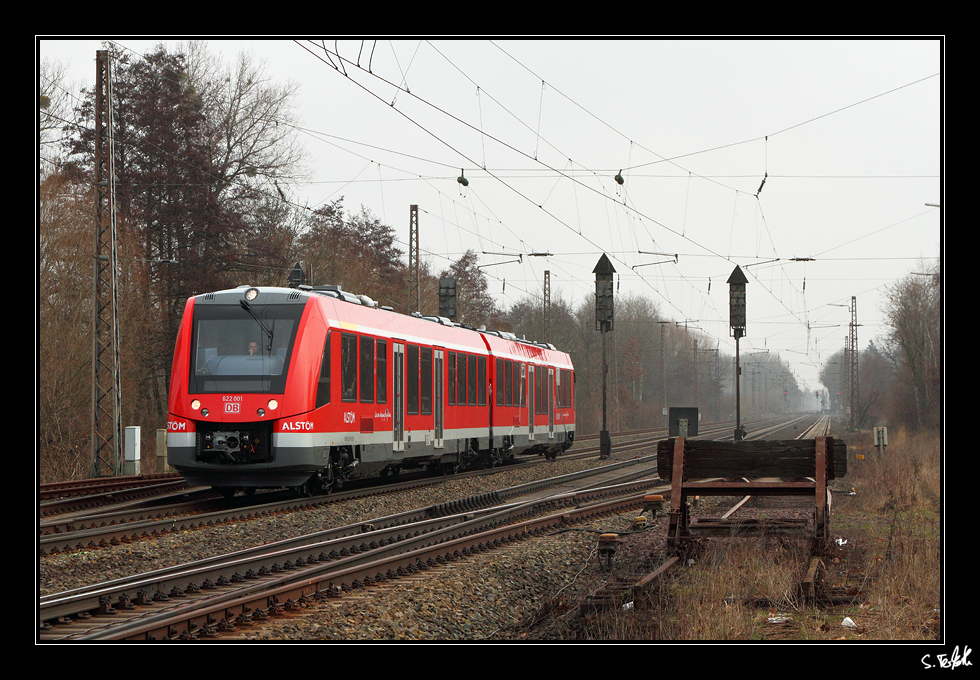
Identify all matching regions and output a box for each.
[195,431,573,499]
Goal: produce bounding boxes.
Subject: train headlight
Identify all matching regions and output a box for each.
[244,287,259,302]
[191,399,201,410]
[267,399,279,411]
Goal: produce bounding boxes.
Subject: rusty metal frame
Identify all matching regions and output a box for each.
[666,436,832,552]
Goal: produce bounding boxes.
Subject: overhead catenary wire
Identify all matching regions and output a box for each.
[44,39,939,389]
[291,40,941,370]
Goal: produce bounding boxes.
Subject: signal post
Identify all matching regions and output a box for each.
[594,254,615,459]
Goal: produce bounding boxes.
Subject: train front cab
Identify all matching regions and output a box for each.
[166,288,324,493]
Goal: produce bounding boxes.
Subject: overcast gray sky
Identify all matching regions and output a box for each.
[37,37,944,396]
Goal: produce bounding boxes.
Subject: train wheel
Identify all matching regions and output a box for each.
[321,467,337,494]
[216,486,237,499]
[297,476,321,497]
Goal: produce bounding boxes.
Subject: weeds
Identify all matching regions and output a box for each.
[574,427,942,641]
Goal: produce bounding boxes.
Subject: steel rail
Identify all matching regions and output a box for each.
[39,456,663,639]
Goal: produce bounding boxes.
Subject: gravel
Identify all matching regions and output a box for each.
[234,528,611,641]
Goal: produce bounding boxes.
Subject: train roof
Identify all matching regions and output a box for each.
[194,285,571,366]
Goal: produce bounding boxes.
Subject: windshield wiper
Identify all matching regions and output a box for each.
[240,299,275,353]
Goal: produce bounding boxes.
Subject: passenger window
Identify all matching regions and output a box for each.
[535,367,543,414]
[315,331,331,408]
[407,344,419,415]
[467,354,477,406]
[517,362,525,407]
[456,353,466,407]
[448,351,457,405]
[341,333,357,402]
[478,356,487,406]
[495,358,503,406]
[376,339,387,404]
[420,347,432,415]
[360,336,374,403]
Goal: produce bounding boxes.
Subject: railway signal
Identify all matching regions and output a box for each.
[728,266,747,442]
[439,277,457,321]
[287,262,306,288]
[594,254,616,459]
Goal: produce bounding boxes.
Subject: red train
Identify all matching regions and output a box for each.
[166,285,576,496]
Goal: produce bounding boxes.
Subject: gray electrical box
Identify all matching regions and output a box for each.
[125,425,141,476]
[668,407,699,437]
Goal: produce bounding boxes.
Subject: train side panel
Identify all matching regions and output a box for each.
[482,333,575,458]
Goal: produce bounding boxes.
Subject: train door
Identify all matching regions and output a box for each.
[528,364,535,441]
[434,349,444,448]
[548,367,555,439]
[393,342,405,452]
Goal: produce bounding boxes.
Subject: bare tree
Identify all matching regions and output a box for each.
[185,42,308,203]
[857,340,893,426]
[37,169,94,481]
[881,264,942,430]
[439,250,498,328]
[38,58,78,175]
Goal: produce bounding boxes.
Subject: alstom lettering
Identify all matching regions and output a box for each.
[281,421,313,431]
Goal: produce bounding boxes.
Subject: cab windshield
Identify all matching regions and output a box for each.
[188,302,304,394]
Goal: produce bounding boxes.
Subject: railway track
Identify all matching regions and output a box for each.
[39,473,185,501]
[38,415,824,641]
[38,416,814,555]
[577,413,835,614]
[38,429,665,555]
[39,453,665,640]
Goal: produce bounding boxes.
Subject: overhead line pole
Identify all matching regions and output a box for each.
[543,270,551,342]
[849,296,859,429]
[90,49,122,478]
[408,205,419,313]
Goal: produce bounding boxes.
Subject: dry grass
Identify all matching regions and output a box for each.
[573,427,942,641]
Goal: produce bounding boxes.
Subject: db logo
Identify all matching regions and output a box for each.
[225,402,241,414]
